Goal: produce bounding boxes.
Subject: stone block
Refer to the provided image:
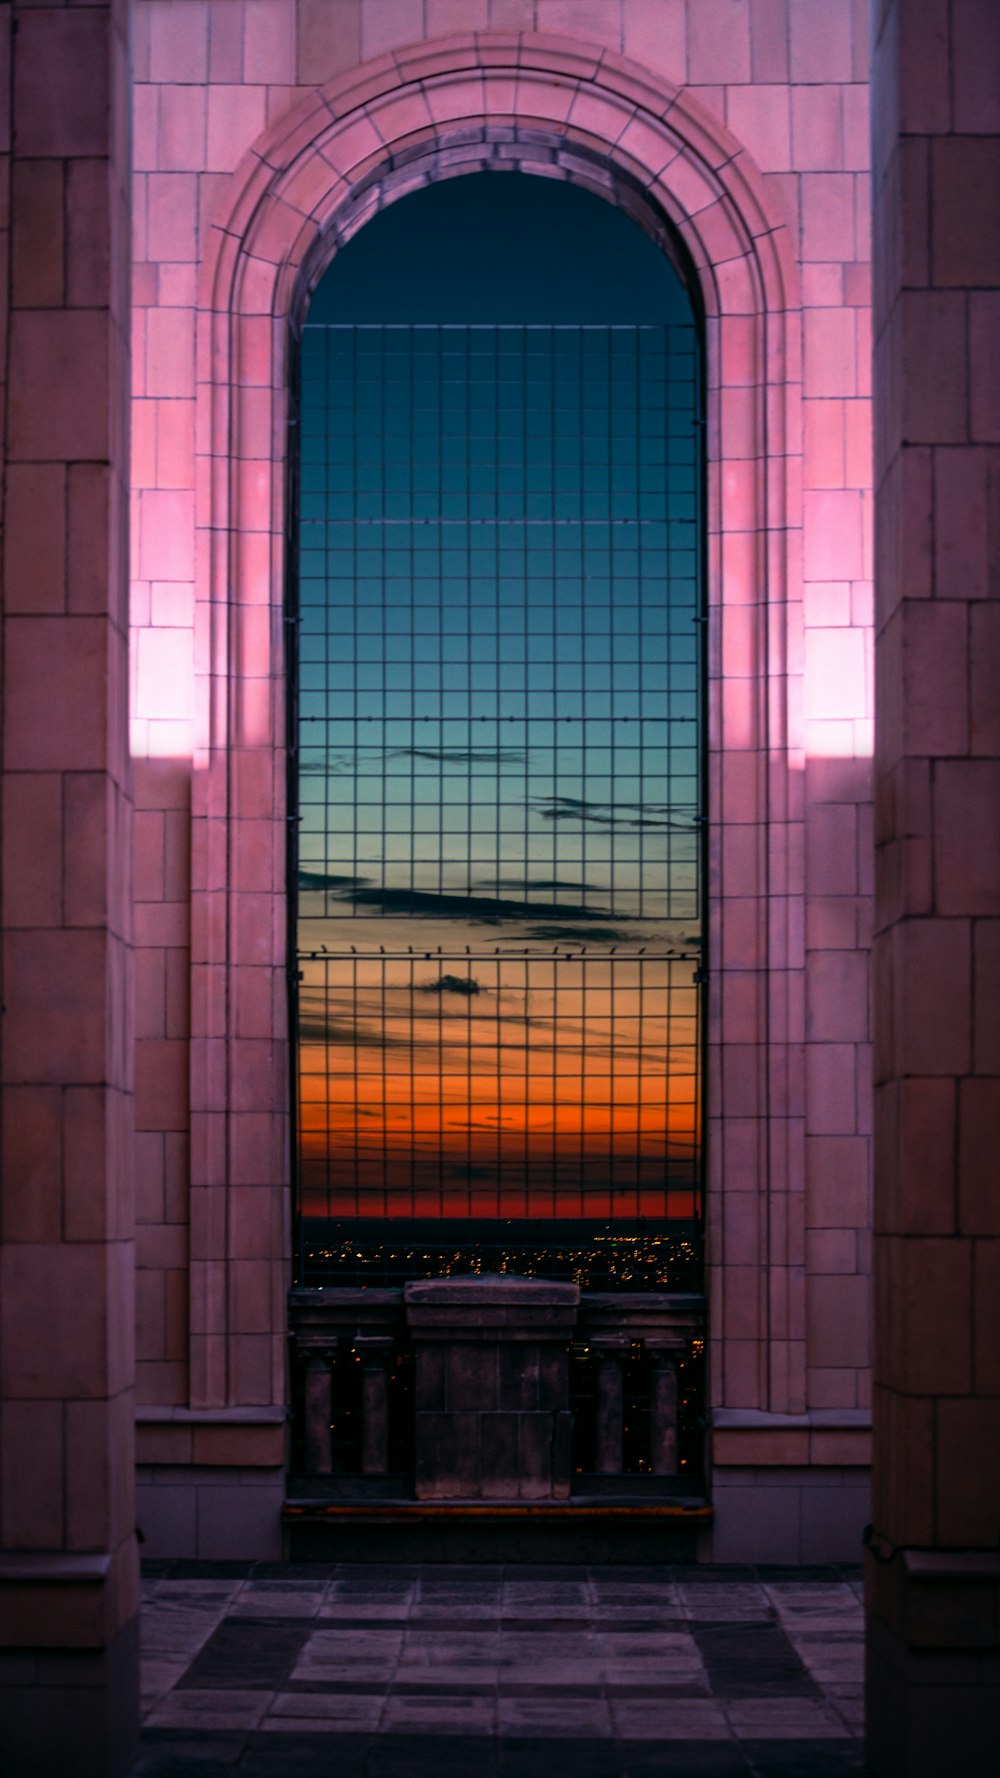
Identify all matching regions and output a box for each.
[149,0,209,83]
[688,0,750,83]
[479,1412,520,1499]
[800,1479,869,1562]
[517,1413,555,1502]
[444,1337,491,1408]
[297,0,362,83]
[195,1475,284,1559]
[551,1408,573,1500]
[866,1614,1000,1778]
[207,85,269,174]
[806,1041,857,1135]
[802,173,856,261]
[158,84,207,173]
[14,8,110,158]
[710,1479,803,1563]
[498,1343,538,1410]
[804,305,857,399]
[894,919,971,1079]
[789,0,852,82]
[9,312,111,462]
[537,1346,569,1410]
[931,139,1000,288]
[242,0,295,85]
[414,1412,480,1501]
[969,294,1000,443]
[360,0,423,60]
[935,764,1000,918]
[0,1616,139,1778]
[808,1274,869,1368]
[728,85,791,173]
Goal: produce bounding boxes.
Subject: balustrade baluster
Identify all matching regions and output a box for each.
[594,1340,627,1475]
[304,1346,335,1473]
[649,1344,680,1475]
[358,1336,393,1475]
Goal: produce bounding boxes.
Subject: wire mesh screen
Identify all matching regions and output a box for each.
[292,324,703,1286]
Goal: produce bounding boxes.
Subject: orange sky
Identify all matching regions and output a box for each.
[297,940,700,1219]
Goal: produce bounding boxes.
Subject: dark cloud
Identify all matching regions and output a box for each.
[299,870,372,891]
[534,794,697,833]
[337,884,615,924]
[389,745,527,766]
[297,1013,415,1050]
[525,925,638,944]
[487,876,604,894]
[419,974,484,997]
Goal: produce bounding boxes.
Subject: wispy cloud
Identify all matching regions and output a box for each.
[534,794,698,833]
[389,745,528,767]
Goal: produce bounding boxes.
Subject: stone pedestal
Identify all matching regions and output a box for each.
[404,1277,579,1500]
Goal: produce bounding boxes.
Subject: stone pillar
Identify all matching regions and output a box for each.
[0,4,137,1774]
[405,1277,579,1501]
[869,1,1000,1771]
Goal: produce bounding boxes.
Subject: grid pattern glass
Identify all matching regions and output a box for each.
[293,324,703,1283]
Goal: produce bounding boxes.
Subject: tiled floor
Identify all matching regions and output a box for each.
[134,1563,867,1776]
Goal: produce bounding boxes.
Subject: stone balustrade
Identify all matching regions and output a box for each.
[288,1280,705,1498]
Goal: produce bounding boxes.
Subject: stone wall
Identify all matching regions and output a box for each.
[129,0,875,1558]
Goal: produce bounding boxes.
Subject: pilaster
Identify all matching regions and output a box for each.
[0,3,139,1770]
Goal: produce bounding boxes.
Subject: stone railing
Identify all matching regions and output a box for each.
[289,1278,705,1500]
[288,1288,408,1489]
[574,1293,705,1486]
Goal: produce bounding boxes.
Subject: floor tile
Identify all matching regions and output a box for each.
[621,1743,750,1776]
[497,1695,613,1736]
[229,1586,325,1620]
[144,1690,271,1731]
[236,1731,371,1775]
[131,1744,245,1777]
[316,1603,412,1624]
[177,1622,312,1692]
[262,1691,384,1729]
[723,1699,850,1739]
[498,1738,622,1776]
[365,1731,499,1773]
[743,1740,866,1776]
[610,1698,732,1740]
[692,1622,820,1700]
[132,1563,868,1775]
[382,1692,498,1733]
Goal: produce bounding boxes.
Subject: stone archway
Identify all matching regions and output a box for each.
[187,33,803,1453]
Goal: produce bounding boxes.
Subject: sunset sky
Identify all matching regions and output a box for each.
[294,176,703,1227]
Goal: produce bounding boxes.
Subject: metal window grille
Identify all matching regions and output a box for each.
[291,324,704,1287]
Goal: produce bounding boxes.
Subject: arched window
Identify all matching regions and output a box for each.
[291,173,703,1291]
